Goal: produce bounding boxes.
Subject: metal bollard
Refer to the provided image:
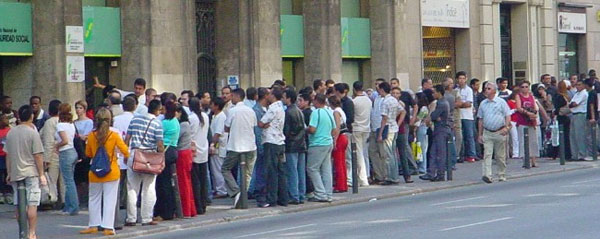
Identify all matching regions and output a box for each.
[17,180,28,239]
[351,142,358,194]
[592,124,598,161]
[523,127,531,169]
[170,164,184,218]
[446,136,452,181]
[239,156,248,209]
[559,124,566,165]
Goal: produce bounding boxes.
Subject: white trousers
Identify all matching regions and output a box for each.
[510,121,519,158]
[209,155,227,195]
[126,169,157,224]
[88,180,119,229]
[352,131,370,186]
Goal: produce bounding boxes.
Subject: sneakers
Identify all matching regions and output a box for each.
[498,177,507,182]
[482,176,493,184]
[583,157,594,161]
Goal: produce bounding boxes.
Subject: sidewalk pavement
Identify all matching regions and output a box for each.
[0,158,596,239]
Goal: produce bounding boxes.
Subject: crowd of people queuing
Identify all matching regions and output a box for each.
[2,69,600,238]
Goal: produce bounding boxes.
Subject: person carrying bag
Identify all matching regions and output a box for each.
[132,118,166,175]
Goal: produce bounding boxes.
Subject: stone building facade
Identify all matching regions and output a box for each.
[0,0,599,107]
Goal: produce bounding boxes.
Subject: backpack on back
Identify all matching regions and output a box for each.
[90,133,112,177]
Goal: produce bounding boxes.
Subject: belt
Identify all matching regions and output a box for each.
[484,126,505,133]
[572,112,585,115]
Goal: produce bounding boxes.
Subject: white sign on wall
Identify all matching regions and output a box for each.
[65,26,84,53]
[421,0,470,28]
[558,11,587,34]
[66,56,85,83]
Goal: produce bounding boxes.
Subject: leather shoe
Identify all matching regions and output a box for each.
[482,176,492,184]
[419,174,434,181]
[124,222,136,227]
[404,176,414,183]
[142,221,158,226]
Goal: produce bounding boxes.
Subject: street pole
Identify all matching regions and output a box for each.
[351,141,358,194]
[592,123,597,161]
[170,164,184,218]
[446,136,452,181]
[523,127,531,169]
[17,180,28,239]
[239,156,248,209]
[559,124,565,165]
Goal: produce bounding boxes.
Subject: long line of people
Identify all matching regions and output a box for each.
[4,71,600,237]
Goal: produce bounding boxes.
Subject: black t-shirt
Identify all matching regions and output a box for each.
[400,91,415,124]
[302,108,312,127]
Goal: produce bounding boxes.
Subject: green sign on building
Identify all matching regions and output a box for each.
[341,17,371,58]
[83,6,122,57]
[0,2,33,56]
[280,15,304,57]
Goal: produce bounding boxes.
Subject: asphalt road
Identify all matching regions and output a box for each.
[141,168,600,239]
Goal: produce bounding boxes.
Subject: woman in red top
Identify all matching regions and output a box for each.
[515,81,540,167]
[507,89,519,159]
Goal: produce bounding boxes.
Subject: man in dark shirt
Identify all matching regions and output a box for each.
[395,89,419,176]
[30,96,50,131]
[542,74,558,98]
[420,85,450,182]
[283,89,307,204]
[334,83,354,132]
[585,78,598,159]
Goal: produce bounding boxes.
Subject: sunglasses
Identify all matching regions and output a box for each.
[520,86,529,88]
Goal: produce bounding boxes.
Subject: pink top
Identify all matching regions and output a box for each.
[516,93,536,126]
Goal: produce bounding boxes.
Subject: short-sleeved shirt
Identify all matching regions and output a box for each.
[113,112,134,169]
[587,89,598,120]
[192,112,210,164]
[54,122,76,151]
[381,94,401,133]
[127,114,163,151]
[570,90,588,113]
[162,118,180,147]
[210,111,228,157]
[352,94,371,133]
[225,102,257,152]
[74,119,94,137]
[6,124,44,182]
[309,108,335,147]
[260,101,286,145]
[477,96,511,131]
[370,96,384,132]
[458,85,474,120]
[444,91,456,127]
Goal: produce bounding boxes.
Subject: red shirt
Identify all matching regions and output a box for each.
[507,100,518,122]
[0,127,10,156]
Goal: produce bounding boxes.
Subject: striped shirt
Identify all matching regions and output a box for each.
[127,114,163,150]
[477,96,511,131]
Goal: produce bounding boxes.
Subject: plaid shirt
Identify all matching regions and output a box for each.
[127,114,163,150]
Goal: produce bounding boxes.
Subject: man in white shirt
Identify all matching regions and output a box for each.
[112,96,136,229]
[209,98,228,198]
[257,87,286,207]
[134,88,157,117]
[455,71,477,162]
[94,77,147,106]
[351,81,371,186]
[222,88,257,208]
[243,87,257,108]
[222,86,234,116]
[179,90,194,114]
[368,79,386,183]
[377,82,404,185]
[569,79,589,160]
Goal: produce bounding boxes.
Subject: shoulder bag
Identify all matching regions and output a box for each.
[132,119,166,175]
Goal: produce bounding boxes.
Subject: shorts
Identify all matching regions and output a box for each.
[11,177,41,206]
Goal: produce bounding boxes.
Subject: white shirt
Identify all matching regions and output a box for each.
[134,103,148,117]
[116,89,146,106]
[54,122,76,151]
[381,94,402,133]
[210,111,228,158]
[570,89,588,113]
[352,94,371,133]
[370,96,384,132]
[334,107,347,128]
[225,102,257,152]
[260,101,286,145]
[191,112,210,164]
[113,111,134,169]
[458,85,474,120]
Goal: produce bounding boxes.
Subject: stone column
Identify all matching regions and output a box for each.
[369,0,422,90]
[32,0,85,106]
[303,0,342,86]
[121,0,198,94]
[455,0,481,80]
[215,0,281,90]
[479,0,501,83]
[539,0,557,77]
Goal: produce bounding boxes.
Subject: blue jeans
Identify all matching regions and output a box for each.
[461,119,477,158]
[59,148,79,214]
[416,125,429,173]
[251,150,268,204]
[448,131,458,168]
[285,152,306,202]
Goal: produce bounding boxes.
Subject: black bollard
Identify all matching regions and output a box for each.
[592,124,598,161]
[17,180,28,239]
[446,136,452,181]
[351,141,358,194]
[559,124,566,165]
[523,127,531,169]
[170,164,184,218]
[239,156,248,209]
